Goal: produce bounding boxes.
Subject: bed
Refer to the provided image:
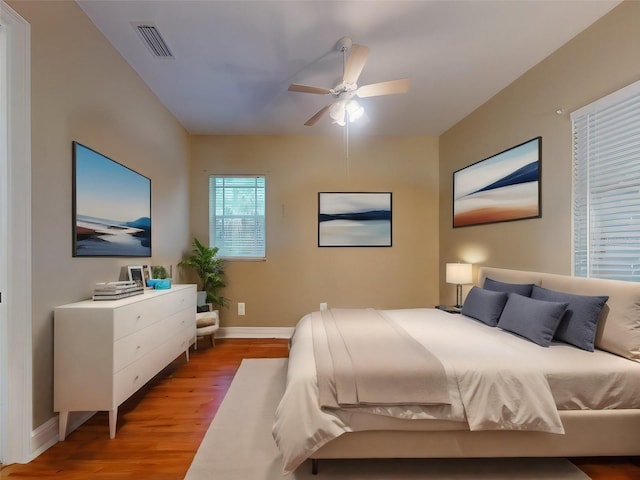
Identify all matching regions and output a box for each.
[272,267,640,474]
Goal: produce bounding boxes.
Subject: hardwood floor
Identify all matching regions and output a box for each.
[2,338,639,479]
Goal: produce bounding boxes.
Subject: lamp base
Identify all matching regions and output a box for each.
[436,305,461,314]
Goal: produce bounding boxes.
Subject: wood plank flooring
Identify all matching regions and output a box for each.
[2,338,639,479]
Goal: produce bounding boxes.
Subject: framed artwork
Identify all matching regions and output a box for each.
[318,192,392,247]
[453,137,541,228]
[72,141,151,257]
[127,265,145,287]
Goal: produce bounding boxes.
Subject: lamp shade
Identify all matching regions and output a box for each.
[446,263,473,285]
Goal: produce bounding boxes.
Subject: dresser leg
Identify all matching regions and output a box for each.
[58,411,69,441]
[109,408,118,439]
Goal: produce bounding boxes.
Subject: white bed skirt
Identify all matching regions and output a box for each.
[311,403,640,460]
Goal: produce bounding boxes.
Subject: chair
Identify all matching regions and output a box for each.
[195,303,219,349]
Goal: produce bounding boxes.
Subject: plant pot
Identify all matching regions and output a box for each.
[197,291,207,306]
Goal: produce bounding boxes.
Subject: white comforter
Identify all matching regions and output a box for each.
[272,308,565,473]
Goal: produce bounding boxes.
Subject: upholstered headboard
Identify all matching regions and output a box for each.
[477,267,640,362]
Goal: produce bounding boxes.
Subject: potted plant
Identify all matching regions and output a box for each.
[178,238,228,310]
[151,265,170,279]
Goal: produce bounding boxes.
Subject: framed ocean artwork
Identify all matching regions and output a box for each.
[453,137,541,228]
[318,192,392,247]
[72,142,151,257]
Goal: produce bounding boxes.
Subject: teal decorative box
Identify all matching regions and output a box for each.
[154,279,171,289]
[147,279,171,289]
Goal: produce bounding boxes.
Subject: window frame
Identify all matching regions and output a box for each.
[571,79,640,281]
[209,174,266,261]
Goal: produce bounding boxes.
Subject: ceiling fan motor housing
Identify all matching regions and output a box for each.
[330,82,358,98]
[335,36,353,52]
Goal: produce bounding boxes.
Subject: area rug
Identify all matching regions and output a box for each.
[184,358,590,479]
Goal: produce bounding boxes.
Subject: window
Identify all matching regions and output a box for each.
[209,175,265,259]
[572,80,640,281]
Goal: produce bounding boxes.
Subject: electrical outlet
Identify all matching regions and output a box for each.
[238,302,245,316]
[320,302,328,311]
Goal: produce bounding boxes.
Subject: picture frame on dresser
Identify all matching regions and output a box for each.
[142,264,152,287]
[127,265,145,287]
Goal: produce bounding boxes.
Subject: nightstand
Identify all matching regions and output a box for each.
[435,305,461,314]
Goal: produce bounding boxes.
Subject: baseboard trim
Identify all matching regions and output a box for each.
[219,326,293,339]
[29,411,95,461]
[30,417,57,461]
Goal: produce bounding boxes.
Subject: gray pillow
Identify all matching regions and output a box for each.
[497,294,568,347]
[461,287,508,326]
[483,277,535,297]
[531,285,608,352]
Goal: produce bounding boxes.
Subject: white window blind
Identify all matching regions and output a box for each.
[572,80,640,281]
[209,175,265,259]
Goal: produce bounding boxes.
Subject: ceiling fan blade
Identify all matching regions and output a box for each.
[288,84,332,95]
[356,78,410,98]
[304,105,331,126]
[343,44,370,85]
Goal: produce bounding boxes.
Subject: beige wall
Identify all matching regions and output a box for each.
[8,0,191,428]
[439,0,640,303]
[189,134,440,327]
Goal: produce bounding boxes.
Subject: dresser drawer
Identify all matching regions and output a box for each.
[113,361,146,405]
[113,299,162,340]
[164,288,196,316]
[165,308,195,336]
[113,319,166,373]
[113,337,185,405]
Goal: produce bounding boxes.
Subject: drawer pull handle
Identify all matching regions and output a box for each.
[136,345,141,351]
[134,375,139,382]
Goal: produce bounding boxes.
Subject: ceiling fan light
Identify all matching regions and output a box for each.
[329,101,346,125]
[346,100,364,122]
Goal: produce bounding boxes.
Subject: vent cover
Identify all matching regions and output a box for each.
[133,23,173,58]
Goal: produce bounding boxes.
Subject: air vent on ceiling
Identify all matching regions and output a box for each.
[133,23,173,58]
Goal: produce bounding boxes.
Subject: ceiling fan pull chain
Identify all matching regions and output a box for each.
[344,45,349,176]
[345,115,350,176]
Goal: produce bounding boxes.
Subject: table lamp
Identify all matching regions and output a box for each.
[446,263,473,309]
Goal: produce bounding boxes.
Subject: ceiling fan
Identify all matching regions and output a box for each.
[289,36,410,127]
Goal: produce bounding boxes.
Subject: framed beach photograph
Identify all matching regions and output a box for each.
[453,137,541,228]
[318,192,392,247]
[72,141,151,257]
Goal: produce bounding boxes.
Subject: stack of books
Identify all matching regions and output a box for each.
[93,281,144,301]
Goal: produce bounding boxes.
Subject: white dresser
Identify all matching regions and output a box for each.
[54,284,196,440]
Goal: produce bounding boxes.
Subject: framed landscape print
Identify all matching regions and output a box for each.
[72,141,151,257]
[318,192,392,247]
[453,137,541,228]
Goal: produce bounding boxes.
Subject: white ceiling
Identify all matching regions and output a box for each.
[77,0,621,137]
